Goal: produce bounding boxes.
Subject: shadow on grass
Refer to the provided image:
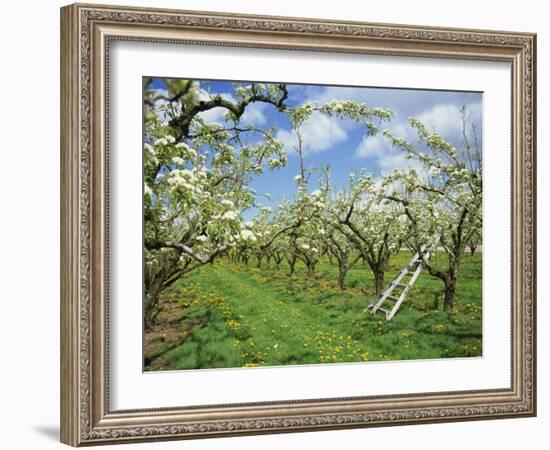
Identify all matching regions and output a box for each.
[144,319,205,369]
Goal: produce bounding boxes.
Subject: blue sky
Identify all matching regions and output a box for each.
[148,78,482,217]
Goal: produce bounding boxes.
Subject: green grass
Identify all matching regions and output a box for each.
[144,252,482,371]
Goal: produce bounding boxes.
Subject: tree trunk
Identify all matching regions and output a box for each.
[374,269,385,296]
[337,265,348,290]
[257,255,263,268]
[288,255,297,276]
[443,273,458,313]
[306,261,316,279]
[144,280,164,330]
[469,245,476,256]
[266,255,272,268]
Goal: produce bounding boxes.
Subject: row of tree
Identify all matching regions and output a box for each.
[143,79,482,329]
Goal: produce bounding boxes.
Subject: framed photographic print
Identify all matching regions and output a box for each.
[60,3,537,446]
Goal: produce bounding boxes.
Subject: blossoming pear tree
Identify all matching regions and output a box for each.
[382,114,482,313]
[229,221,258,266]
[143,79,290,327]
[278,182,329,278]
[279,101,394,280]
[325,226,363,290]
[330,170,407,294]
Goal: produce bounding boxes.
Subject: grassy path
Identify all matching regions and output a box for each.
[145,253,482,371]
[201,262,371,366]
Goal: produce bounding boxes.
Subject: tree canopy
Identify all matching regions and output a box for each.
[143,78,482,327]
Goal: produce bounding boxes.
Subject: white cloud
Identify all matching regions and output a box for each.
[197,88,212,102]
[241,102,268,126]
[275,129,298,152]
[354,133,422,173]
[377,152,423,174]
[392,120,416,142]
[355,135,386,159]
[197,89,233,125]
[416,104,462,138]
[276,111,348,155]
[198,107,227,125]
[311,85,371,106]
[378,153,418,172]
[415,102,481,140]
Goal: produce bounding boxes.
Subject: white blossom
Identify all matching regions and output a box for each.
[144,183,153,197]
[428,166,441,177]
[310,189,322,198]
[154,137,168,147]
[240,229,257,241]
[222,210,238,221]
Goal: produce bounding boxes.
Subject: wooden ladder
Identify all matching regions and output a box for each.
[368,243,432,321]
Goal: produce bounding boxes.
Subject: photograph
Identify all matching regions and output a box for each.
[56,2,536,446]
[143,78,483,371]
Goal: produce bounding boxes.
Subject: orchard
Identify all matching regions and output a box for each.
[143,79,482,370]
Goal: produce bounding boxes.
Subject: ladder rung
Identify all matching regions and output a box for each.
[369,241,432,321]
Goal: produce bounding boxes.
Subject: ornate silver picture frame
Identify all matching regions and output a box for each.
[61,3,536,446]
